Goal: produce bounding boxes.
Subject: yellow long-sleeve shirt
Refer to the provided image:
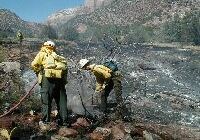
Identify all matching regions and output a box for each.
[31,46,67,83]
[89,64,112,92]
[31,47,49,73]
[31,47,67,72]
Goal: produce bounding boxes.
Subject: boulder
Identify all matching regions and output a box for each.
[89,131,105,140]
[89,127,111,140]
[143,130,153,140]
[0,62,20,73]
[71,117,90,129]
[111,124,126,140]
[38,121,58,133]
[58,127,78,138]
[135,123,200,140]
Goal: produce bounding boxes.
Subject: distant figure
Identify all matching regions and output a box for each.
[79,59,130,120]
[31,41,68,126]
[16,30,23,44]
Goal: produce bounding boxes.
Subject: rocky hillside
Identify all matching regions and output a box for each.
[58,0,200,44]
[47,7,90,27]
[47,0,113,27]
[84,0,113,10]
[0,9,45,38]
[70,0,200,26]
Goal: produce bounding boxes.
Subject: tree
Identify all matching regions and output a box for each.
[163,11,200,45]
[40,23,58,39]
[61,26,79,41]
[189,11,200,45]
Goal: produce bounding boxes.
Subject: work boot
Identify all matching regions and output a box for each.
[57,118,70,127]
[39,121,51,133]
[114,104,132,121]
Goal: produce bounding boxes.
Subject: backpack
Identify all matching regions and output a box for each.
[94,65,112,79]
[103,60,118,72]
[44,52,67,70]
[44,54,57,69]
[44,52,67,78]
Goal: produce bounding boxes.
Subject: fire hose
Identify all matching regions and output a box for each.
[0,81,38,118]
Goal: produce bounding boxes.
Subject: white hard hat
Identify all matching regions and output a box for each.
[43,41,55,47]
[79,59,90,68]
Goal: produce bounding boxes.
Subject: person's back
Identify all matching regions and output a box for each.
[31,41,68,127]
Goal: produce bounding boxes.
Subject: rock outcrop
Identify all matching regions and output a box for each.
[85,0,113,11]
[47,7,88,27]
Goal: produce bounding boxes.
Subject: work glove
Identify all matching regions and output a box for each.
[114,70,121,76]
[95,83,105,93]
[113,71,122,81]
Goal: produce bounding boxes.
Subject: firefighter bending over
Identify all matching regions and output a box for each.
[79,59,130,120]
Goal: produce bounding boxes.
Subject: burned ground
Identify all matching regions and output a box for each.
[0,41,199,139]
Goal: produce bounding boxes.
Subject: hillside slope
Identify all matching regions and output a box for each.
[0,9,45,38]
[60,0,200,43]
[70,0,200,26]
[47,0,114,28]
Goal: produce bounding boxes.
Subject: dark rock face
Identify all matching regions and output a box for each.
[85,0,113,10]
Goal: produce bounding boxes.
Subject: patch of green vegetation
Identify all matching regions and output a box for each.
[39,24,58,39]
[0,47,6,62]
[162,10,200,45]
[0,91,5,107]
[76,23,155,44]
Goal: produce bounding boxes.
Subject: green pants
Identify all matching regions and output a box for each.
[40,75,68,124]
[100,75,126,118]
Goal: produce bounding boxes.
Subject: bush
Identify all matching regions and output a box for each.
[162,11,200,45]
[60,25,79,41]
[39,24,58,39]
[0,47,6,62]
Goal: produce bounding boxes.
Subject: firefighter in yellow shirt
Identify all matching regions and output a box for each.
[79,59,128,120]
[31,41,68,126]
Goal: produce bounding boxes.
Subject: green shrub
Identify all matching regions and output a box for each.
[60,25,79,41]
[162,11,200,45]
[0,47,5,62]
